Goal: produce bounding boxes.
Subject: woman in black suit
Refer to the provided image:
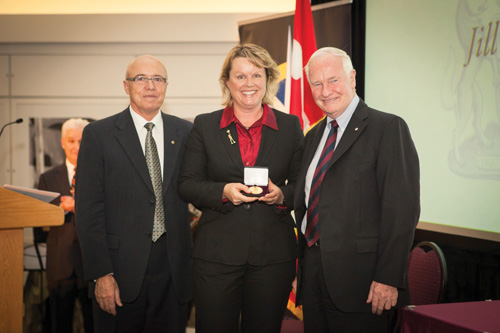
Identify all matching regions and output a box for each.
[179,43,304,332]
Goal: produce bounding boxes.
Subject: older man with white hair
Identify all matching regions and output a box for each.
[38,117,93,332]
[294,47,420,332]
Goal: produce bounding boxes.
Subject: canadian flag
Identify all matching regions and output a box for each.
[288,0,324,130]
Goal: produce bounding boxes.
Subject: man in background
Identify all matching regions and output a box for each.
[75,55,192,332]
[294,47,420,332]
[38,117,93,332]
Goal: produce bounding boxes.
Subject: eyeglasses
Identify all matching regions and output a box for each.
[126,76,167,85]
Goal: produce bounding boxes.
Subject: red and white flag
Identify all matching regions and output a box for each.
[288,0,324,130]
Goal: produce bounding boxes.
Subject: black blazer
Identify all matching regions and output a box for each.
[75,109,193,303]
[178,108,304,265]
[38,163,84,282]
[294,99,420,312]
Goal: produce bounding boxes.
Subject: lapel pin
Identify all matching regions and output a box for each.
[227,130,236,144]
[171,140,175,144]
[355,127,359,131]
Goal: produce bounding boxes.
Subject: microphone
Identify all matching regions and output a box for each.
[0,118,23,138]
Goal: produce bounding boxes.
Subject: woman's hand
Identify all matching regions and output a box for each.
[258,178,284,205]
[223,183,258,206]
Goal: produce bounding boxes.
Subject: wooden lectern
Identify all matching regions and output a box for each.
[0,186,64,333]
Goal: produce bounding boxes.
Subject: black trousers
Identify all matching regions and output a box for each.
[49,274,93,333]
[302,245,395,333]
[193,258,296,333]
[92,235,188,333]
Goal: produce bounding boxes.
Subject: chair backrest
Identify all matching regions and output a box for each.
[408,241,447,305]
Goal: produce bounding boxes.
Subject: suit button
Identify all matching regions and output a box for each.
[243,204,251,210]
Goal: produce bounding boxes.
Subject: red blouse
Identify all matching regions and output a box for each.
[220,104,278,166]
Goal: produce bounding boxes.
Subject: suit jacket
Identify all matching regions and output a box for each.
[294,99,420,312]
[75,108,193,304]
[178,108,304,265]
[38,163,84,282]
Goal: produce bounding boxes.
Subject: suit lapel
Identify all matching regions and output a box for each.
[161,113,181,197]
[327,100,368,169]
[220,122,244,171]
[255,124,278,166]
[295,118,327,216]
[55,164,72,195]
[114,109,154,194]
[303,118,328,174]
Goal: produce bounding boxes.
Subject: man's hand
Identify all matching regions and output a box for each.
[366,281,398,315]
[258,178,284,205]
[95,274,122,316]
[60,195,75,213]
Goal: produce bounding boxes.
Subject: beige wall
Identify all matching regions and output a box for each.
[0,0,295,14]
[0,13,270,189]
[0,12,279,244]
[3,1,499,238]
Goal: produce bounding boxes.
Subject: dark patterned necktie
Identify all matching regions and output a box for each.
[144,123,166,242]
[71,167,76,196]
[305,120,339,247]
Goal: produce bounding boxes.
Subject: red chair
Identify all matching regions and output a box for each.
[407,241,448,305]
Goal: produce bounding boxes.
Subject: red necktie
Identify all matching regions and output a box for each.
[305,120,339,247]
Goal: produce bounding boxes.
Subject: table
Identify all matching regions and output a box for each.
[401,300,500,333]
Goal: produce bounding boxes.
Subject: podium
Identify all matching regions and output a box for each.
[0,186,64,333]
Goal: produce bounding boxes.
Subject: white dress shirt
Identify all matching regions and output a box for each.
[301,95,360,234]
[65,159,76,187]
[129,106,165,179]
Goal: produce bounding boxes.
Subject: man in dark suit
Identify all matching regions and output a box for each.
[38,118,93,332]
[75,55,192,332]
[294,47,420,332]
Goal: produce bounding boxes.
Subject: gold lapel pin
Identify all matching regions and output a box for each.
[227,130,236,144]
[171,140,175,144]
[355,127,359,131]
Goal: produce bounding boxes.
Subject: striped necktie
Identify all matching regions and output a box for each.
[71,167,76,196]
[305,120,339,247]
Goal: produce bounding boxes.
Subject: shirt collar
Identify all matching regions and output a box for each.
[129,105,163,131]
[220,104,278,130]
[65,158,75,171]
[326,94,359,131]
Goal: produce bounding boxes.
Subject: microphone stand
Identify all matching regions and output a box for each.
[0,118,23,138]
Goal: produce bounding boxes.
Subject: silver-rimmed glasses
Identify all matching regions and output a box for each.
[126,76,167,85]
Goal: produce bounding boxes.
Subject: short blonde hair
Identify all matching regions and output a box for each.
[61,118,89,138]
[219,43,281,107]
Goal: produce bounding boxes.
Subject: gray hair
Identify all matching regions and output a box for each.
[305,47,354,83]
[61,118,89,138]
